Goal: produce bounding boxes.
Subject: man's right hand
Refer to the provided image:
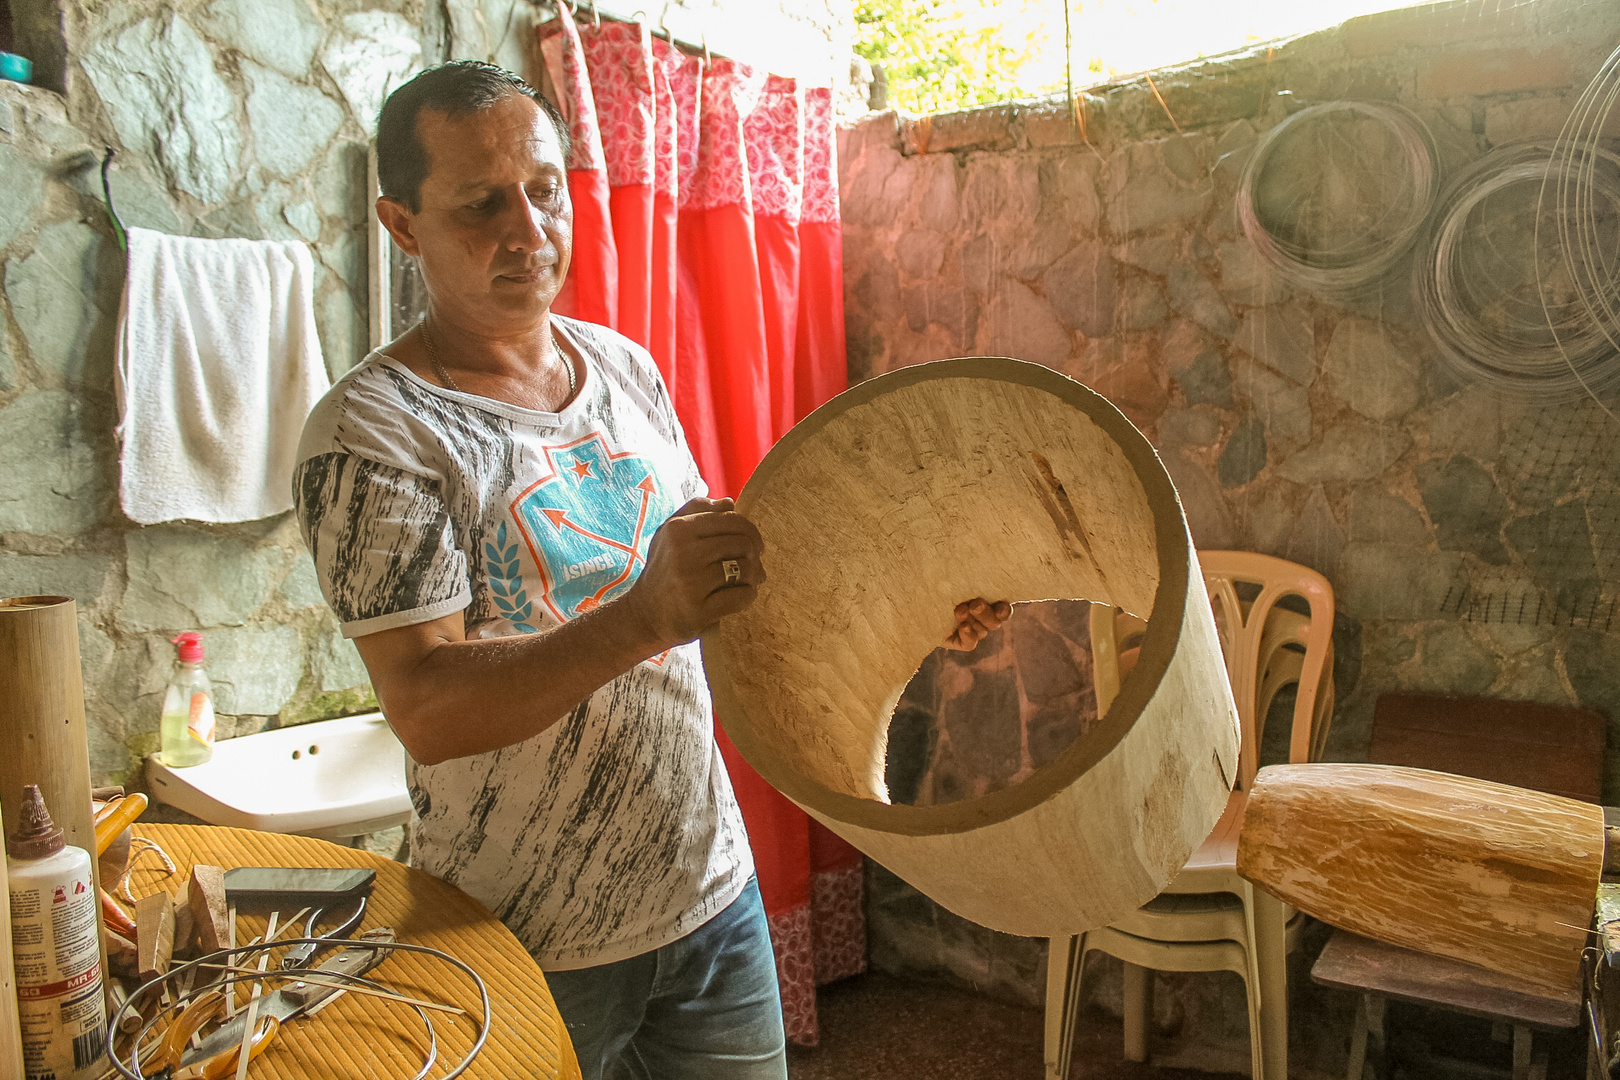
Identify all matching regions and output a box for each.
[623,497,766,650]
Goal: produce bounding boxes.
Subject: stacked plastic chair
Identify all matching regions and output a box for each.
[1045,551,1336,1080]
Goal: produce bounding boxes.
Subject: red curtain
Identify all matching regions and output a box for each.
[537,11,616,326]
[537,10,859,1047]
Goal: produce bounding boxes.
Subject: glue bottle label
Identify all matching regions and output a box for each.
[9,860,107,1080]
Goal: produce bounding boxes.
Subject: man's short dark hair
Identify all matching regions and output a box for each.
[376,60,572,212]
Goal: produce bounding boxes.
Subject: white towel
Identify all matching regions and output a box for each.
[116,226,331,525]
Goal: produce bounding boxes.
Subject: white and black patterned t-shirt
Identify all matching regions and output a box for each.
[292,316,752,970]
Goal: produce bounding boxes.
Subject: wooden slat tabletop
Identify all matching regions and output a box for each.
[123,824,581,1080]
[1311,928,1581,1031]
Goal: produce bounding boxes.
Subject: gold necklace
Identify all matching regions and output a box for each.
[420,318,576,401]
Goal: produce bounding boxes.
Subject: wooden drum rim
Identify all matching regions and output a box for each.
[702,357,1193,837]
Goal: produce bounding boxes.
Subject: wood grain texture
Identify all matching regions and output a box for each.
[703,358,1241,937]
[0,799,24,1078]
[1238,763,1602,994]
[1311,929,1580,1029]
[0,596,107,978]
[188,864,229,955]
[1371,691,1606,804]
[135,890,175,980]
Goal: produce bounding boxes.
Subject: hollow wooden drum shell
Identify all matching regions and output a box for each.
[702,358,1241,937]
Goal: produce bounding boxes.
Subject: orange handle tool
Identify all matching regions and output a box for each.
[95,792,148,856]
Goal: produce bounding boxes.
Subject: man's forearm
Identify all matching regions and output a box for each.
[369,598,668,765]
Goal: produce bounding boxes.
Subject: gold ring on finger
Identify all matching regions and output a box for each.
[722,559,742,585]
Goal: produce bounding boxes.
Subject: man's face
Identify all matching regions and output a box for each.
[382,93,572,334]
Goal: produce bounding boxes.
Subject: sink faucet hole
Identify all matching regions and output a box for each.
[291,750,301,760]
[309,745,320,755]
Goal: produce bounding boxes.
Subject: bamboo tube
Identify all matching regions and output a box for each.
[703,358,1240,938]
[0,798,25,1077]
[0,596,107,978]
[1237,763,1602,994]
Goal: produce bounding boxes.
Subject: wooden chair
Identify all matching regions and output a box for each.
[1310,691,1607,1080]
[1045,551,1336,1080]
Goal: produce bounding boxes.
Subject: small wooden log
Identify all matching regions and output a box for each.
[135,891,175,981]
[1238,763,1602,994]
[187,865,229,954]
[0,799,24,1077]
[0,597,107,979]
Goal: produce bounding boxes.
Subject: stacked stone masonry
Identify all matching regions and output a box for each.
[841,0,1620,1070]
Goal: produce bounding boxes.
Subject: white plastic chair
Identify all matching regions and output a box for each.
[1044,551,1335,1080]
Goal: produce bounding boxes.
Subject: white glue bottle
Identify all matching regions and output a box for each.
[7,785,106,1080]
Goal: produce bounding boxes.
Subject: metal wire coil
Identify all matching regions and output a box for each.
[1237,100,1439,301]
[1416,142,1620,399]
[1542,41,1620,406]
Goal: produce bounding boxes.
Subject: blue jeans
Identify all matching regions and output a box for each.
[544,878,788,1080]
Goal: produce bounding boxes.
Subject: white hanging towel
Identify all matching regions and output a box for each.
[116,226,331,525]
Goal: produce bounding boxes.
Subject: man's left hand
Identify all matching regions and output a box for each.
[943,598,1011,651]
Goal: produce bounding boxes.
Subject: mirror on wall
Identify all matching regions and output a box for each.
[367,142,429,350]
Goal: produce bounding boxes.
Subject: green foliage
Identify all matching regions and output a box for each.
[853,0,1061,116]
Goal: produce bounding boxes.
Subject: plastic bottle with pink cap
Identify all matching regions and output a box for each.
[159,632,215,767]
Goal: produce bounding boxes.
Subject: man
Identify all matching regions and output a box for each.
[293,61,1009,1079]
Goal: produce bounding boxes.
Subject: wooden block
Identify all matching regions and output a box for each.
[105,928,137,981]
[187,865,229,954]
[134,891,174,981]
[170,886,194,959]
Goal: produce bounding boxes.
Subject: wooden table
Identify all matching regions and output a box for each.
[125,824,581,1080]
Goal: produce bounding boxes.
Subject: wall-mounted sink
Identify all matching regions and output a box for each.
[147,712,411,840]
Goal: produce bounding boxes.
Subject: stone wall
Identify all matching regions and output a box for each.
[840,0,1620,1070]
[0,0,850,795]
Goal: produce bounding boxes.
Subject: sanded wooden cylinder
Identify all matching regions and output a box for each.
[703,358,1240,938]
[1237,763,1602,993]
[0,799,24,1078]
[0,596,106,972]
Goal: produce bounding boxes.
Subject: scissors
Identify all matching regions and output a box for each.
[139,989,278,1079]
[142,928,396,1079]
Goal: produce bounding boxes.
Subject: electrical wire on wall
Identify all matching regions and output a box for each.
[1236,100,1438,302]
[1416,142,1620,399]
[1541,39,1620,413]
[1411,41,1620,632]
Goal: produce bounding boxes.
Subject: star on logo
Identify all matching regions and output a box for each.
[567,459,594,482]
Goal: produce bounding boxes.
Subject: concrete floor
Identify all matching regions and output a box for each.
[787,973,1248,1080]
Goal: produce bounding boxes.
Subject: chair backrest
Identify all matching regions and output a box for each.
[1089,551,1335,791]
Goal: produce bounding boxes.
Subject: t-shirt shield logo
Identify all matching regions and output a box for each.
[510,430,679,625]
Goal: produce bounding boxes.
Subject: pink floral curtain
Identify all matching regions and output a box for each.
[538,8,860,1047]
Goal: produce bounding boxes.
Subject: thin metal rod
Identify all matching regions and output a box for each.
[1063,0,1075,141]
[549,0,716,62]
[213,964,466,1014]
[100,146,128,252]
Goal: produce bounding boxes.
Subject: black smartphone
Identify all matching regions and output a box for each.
[223,867,376,909]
